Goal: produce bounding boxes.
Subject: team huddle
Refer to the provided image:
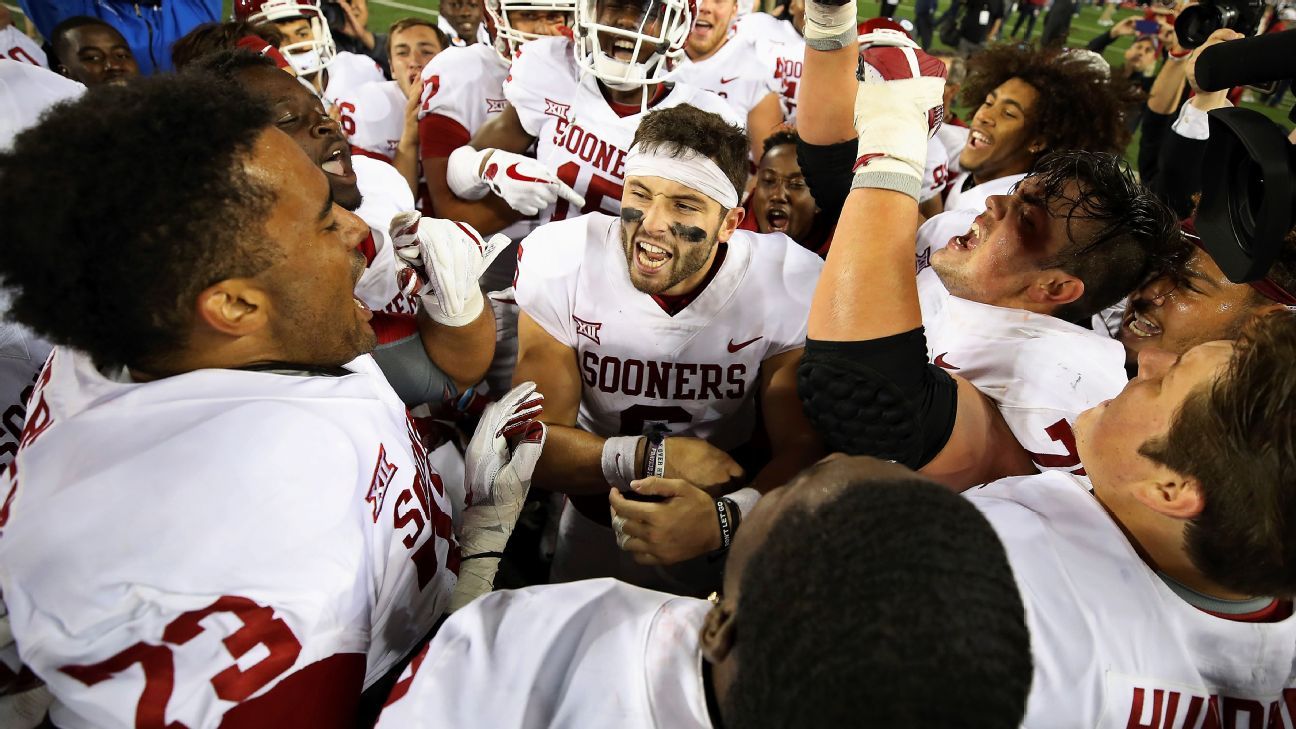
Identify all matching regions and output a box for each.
[0,0,1294,725]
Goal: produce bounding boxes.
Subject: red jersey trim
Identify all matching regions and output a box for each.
[350,145,392,164]
[651,243,728,316]
[419,114,473,160]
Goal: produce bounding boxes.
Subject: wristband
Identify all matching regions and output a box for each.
[644,430,667,478]
[715,497,735,549]
[446,145,492,200]
[601,436,643,491]
[803,0,858,50]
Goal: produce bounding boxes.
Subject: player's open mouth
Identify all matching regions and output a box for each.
[966,129,994,151]
[610,38,640,61]
[691,19,714,39]
[1122,309,1162,338]
[765,206,791,233]
[950,217,984,251]
[636,240,672,273]
[321,144,354,180]
[353,295,373,321]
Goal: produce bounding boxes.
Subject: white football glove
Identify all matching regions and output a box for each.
[445,145,585,216]
[852,31,948,200]
[449,382,547,611]
[389,212,510,328]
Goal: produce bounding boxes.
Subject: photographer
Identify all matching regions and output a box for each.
[326,0,391,73]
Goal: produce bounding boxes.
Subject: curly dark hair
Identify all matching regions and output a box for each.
[0,75,277,370]
[959,44,1143,157]
[726,469,1032,728]
[171,20,286,69]
[631,104,750,203]
[1024,151,1181,321]
[761,129,798,158]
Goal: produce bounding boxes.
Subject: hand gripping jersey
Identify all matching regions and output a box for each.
[919,268,1127,478]
[943,170,1026,213]
[340,79,406,161]
[514,213,822,449]
[0,349,458,728]
[967,472,1296,728]
[504,37,744,225]
[353,154,420,316]
[322,50,386,117]
[0,27,45,67]
[667,33,780,126]
[376,579,712,729]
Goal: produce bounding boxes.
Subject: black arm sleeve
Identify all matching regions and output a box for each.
[797,329,959,470]
[1085,30,1117,53]
[1137,105,1175,188]
[796,137,858,223]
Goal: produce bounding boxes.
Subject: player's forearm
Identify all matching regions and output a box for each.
[417,305,495,392]
[1147,59,1189,115]
[747,94,786,164]
[808,187,923,342]
[423,156,527,236]
[394,136,420,197]
[797,38,860,145]
[532,425,644,495]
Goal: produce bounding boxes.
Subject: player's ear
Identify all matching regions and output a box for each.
[1131,470,1205,520]
[700,595,737,664]
[717,206,745,243]
[1029,270,1084,308]
[196,279,270,337]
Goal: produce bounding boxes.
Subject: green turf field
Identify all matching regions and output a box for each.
[10,0,1290,162]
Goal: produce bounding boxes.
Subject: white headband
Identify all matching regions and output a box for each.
[623,143,740,209]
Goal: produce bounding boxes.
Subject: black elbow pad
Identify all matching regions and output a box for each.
[797,330,958,470]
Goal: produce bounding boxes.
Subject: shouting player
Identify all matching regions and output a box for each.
[795,17,1176,487]
[375,456,1031,728]
[442,0,742,236]
[513,105,822,595]
[0,74,544,727]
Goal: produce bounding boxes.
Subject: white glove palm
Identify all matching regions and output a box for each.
[852,31,949,200]
[480,149,586,216]
[389,212,510,328]
[450,382,547,611]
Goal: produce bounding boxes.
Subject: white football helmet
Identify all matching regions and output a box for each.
[484,0,577,63]
[233,0,337,76]
[573,0,694,90]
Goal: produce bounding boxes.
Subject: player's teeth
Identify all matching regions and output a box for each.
[640,241,668,255]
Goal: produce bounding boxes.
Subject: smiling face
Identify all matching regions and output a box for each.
[1119,247,1263,365]
[596,0,666,65]
[686,0,736,60]
[751,144,816,242]
[960,77,1044,183]
[56,24,139,87]
[620,175,738,296]
[246,128,375,366]
[931,175,1090,312]
[237,65,361,211]
[1075,340,1235,505]
[442,0,484,39]
[390,23,445,96]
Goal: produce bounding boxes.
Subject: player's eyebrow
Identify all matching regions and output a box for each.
[670,192,708,207]
[318,186,335,222]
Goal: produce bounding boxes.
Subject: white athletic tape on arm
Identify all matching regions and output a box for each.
[624,144,740,209]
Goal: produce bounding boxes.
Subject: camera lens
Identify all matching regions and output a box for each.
[1175,4,1223,48]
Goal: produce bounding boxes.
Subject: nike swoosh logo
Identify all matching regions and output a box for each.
[933,353,960,370]
[505,163,550,185]
[728,336,762,353]
[719,76,738,84]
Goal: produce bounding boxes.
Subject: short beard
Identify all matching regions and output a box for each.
[621,219,721,295]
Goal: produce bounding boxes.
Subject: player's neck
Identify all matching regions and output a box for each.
[686,36,729,63]
[971,155,1034,187]
[600,81,665,110]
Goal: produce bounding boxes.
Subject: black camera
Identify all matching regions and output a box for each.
[1174,0,1266,48]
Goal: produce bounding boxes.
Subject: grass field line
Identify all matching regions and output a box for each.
[368,0,438,18]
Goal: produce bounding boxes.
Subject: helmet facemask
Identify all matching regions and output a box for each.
[485,0,577,63]
[574,0,692,90]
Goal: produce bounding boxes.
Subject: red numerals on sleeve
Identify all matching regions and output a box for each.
[60,596,303,729]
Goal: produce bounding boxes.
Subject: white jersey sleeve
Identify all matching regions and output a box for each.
[416,44,508,134]
[0,351,457,728]
[511,215,589,348]
[354,155,420,315]
[920,135,949,204]
[340,79,406,161]
[502,37,578,138]
[757,37,804,123]
[0,28,45,67]
[323,51,387,115]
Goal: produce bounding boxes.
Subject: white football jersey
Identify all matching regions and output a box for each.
[943,170,1025,213]
[919,268,1127,477]
[0,320,51,475]
[734,11,803,46]
[935,123,969,181]
[967,471,1296,728]
[920,135,950,204]
[514,213,821,449]
[505,37,744,225]
[0,27,44,67]
[376,579,712,729]
[667,34,780,124]
[322,51,386,116]
[0,60,83,151]
[340,79,406,161]
[354,154,420,316]
[0,348,458,728]
[755,35,803,123]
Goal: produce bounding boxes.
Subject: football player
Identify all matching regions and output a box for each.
[375,456,1031,728]
[440,0,742,237]
[795,17,1177,487]
[513,104,822,595]
[739,130,831,255]
[234,0,385,115]
[667,0,784,162]
[0,73,545,728]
